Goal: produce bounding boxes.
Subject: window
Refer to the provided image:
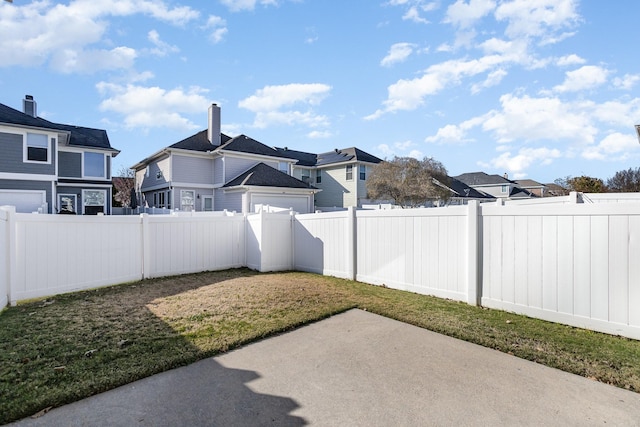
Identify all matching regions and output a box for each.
[301,171,310,184]
[58,194,77,214]
[84,152,105,178]
[156,170,163,180]
[359,165,366,180]
[181,190,195,211]
[25,133,49,163]
[278,162,289,174]
[158,191,165,208]
[82,190,106,215]
[501,184,509,194]
[316,170,322,184]
[202,196,214,211]
[346,165,353,181]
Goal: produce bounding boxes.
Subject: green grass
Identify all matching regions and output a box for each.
[1,268,639,424]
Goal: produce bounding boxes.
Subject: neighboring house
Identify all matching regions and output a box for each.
[544,182,570,196]
[439,176,496,205]
[515,179,547,197]
[454,172,536,200]
[0,95,119,214]
[275,146,383,209]
[131,104,319,214]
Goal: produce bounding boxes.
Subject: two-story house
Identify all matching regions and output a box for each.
[131,104,319,214]
[454,172,535,200]
[274,147,383,209]
[0,95,119,214]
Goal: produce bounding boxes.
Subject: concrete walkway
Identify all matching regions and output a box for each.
[11,309,640,426]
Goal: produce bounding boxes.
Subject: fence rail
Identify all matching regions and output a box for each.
[2,201,639,340]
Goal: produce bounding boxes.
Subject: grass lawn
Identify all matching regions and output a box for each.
[1,268,639,424]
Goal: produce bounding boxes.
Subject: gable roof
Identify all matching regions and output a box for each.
[170,130,232,152]
[0,102,116,152]
[515,179,544,188]
[223,162,317,189]
[274,147,318,166]
[446,177,495,199]
[218,134,282,157]
[316,147,382,166]
[454,172,511,186]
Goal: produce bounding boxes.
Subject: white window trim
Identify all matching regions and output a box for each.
[202,195,214,211]
[23,132,54,164]
[81,189,106,214]
[57,193,77,214]
[82,151,107,179]
[346,164,353,181]
[180,190,195,211]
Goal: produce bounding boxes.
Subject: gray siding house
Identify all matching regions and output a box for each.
[0,95,120,214]
[131,104,319,214]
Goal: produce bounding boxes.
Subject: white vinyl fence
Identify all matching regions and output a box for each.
[1,201,639,340]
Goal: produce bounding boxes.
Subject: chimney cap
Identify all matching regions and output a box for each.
[25,94,34,100]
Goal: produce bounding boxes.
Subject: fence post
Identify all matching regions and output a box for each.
[140,213,151,279]
[1,206,16,307]
[290,210,296,270]
[466,201,480,306]
[347,206,357,281]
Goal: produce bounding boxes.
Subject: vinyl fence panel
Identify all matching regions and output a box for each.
[480,203,640,340]
[146,214,245,278]
[0,207,10,308]
[293,210,353,279]
[10,214,143,303]
[356,207,471,302]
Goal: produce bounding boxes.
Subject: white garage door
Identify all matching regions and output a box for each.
[251,194,311,214]
[0,190,46,213]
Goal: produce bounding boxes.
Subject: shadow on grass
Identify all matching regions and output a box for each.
[0,268,307,425]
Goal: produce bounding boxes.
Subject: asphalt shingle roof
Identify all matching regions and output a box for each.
[454,172,511,186]
[219,135,282,157]
[316,147,383,166]
[447,177,494,199]
[223,163,316,189]
[170,130,232,152]
[274,147,318,167]
[0,102,115,151]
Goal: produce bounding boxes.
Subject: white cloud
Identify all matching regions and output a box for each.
[219,0,278,12]
[0,0,199,73]
[375,140,421,158]
[147,30,179,57]
[552,65,609,93]
[50,46,137,74]
[494,0,580,42]
[403,6,430,24]
[482,94,598,143]
[471,68,507,93]
[366,55,506,119]
[581,133,640,161]
[307,130,332,139]
[381,43,417,67]
[444,0,496,29]
[613,74,640,91]
[484,147,562,175]
[238,83,332,129]
[555,54,585,67]
[96,82,210,130]
[205,15,228,44]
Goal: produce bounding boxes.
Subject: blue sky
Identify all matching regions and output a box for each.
[1,0,639,184]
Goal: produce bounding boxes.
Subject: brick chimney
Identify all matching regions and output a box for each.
[207,103,221,146]
[23,95,37,117]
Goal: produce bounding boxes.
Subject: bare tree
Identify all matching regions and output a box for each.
[607,167,640,192]
[113,167,135,207]
[366,156,450,208]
